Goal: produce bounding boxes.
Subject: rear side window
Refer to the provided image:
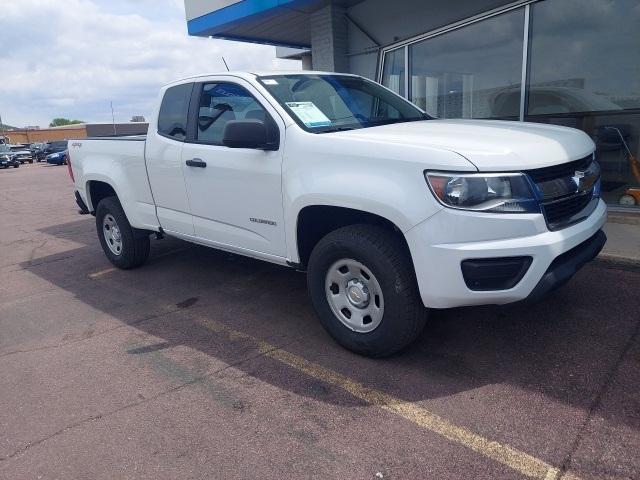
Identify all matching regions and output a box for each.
[158,83,193,140]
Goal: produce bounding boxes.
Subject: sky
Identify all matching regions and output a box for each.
[0,0,301,128]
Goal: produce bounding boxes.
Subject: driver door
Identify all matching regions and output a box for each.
[181,79,287,259]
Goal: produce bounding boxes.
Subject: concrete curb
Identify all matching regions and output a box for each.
[595,253,640,271]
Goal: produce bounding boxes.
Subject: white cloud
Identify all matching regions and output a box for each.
[0,0,300,127]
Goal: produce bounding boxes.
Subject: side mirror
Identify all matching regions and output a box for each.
[222,120,278,150]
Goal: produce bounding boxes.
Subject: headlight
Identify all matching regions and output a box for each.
[425,172,539,213]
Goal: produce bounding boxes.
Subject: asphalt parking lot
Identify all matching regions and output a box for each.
[1,162,639,480]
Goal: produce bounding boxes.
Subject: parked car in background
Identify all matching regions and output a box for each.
[44,141,69,165]
[46,149,69,165]
[8,144,34,163]
[30,142,48,162]
[44,141,68,155]
[0,144,20,168]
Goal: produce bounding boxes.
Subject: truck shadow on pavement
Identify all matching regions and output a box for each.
[20,218,640,431]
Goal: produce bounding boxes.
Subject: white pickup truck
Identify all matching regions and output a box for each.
[69,71,607,357]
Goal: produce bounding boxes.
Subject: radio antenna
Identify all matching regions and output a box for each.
[221,56,230,71]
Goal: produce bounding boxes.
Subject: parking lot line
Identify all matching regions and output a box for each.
[88,267,117,279]
[197,316,579,480]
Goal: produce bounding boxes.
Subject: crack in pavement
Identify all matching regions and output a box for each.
[0,305,184,360]
[0,335,299,463]
[557,316,640,478]
[0,264,274,361]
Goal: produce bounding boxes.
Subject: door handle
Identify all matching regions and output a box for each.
[186,158,206,168]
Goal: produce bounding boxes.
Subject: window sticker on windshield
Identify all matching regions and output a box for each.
[262,79,278,85]
[285,101,332,128]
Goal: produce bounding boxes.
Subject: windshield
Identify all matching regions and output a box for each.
[0,145,10,153]
[48,141,68,152]
[257,74,429,133]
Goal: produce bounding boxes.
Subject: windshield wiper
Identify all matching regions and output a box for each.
[368,116,428,127]
[316,126,356,133]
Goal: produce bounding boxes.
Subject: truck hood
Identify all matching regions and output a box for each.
[335,119,595,171]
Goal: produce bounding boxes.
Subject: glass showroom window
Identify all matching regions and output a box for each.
[381,47,405,97]
[527,0,640,207]
[406,8,524,119]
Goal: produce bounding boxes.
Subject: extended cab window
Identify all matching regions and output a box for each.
[196,83,268,145]
[158,83,193,140]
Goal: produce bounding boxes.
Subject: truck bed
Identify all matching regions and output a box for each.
[69,136,159,231]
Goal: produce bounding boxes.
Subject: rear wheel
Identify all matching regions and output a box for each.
[307,224,427,357]
[95,196,150,269]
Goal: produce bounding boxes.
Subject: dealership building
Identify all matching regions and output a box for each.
[184,0,640,211]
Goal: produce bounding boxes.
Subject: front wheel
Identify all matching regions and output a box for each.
[95,196,150,269]
[307,224,427,357]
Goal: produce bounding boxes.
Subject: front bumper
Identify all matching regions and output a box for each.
[405,199,607,308]
[525,229,606,303]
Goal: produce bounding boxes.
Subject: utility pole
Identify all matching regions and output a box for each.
[110,101,117,135]
[0,111,5,143]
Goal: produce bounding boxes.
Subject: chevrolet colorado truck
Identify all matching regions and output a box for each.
[68,72,607,357]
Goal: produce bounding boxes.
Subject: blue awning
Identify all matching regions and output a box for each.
[187,0,314,48]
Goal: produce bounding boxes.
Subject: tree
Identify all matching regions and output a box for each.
[49,118,84,127]
[130,115,146,123]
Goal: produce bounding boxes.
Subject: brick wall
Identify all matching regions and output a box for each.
[310,5,348,72]
[1,126,87,144]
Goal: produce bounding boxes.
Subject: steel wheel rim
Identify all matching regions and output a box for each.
[102,214,123,256]
[325,258,384,333]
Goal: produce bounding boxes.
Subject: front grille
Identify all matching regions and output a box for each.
[542,189,595,229]
[524,155,599,231]
[526,155,592,183]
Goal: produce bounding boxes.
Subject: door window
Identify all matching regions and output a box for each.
[197,83,268,145]
[157,83,192,140]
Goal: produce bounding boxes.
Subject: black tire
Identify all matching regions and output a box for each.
[29,159,33,163]
[95,196,150,269]
[307,224,427,357]
[13,164,19,168]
